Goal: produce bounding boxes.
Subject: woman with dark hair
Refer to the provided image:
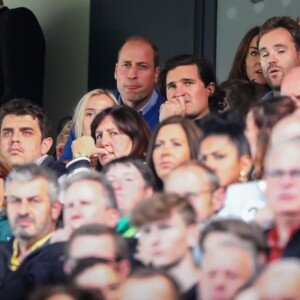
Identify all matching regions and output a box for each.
[219,79,267,117]
[245,96,297,179]
[147,116,202,189]
[227,26,267,85]
[198,111,252,188]
[71,106,151,171]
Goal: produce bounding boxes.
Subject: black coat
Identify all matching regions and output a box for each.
[0,6,45,106]
[0,239,67,300]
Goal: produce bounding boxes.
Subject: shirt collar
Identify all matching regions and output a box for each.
[118,90,158,116]
[138,90,158,116]
[10,232,53,271]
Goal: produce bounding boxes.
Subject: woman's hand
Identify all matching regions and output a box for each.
[71,136,103,158]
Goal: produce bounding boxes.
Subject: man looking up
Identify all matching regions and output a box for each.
[258,16,300,99]
[0,99,66,180]
[158,54,223,122]
[114,36,163,130]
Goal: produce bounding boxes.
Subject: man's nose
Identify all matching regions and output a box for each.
[128,66,138,79]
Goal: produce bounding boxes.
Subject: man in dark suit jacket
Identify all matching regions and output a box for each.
[0,1,45,106]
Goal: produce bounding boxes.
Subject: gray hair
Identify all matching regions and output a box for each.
[6,164,59,203]
[60,170,117,209]
[203,238,260,281]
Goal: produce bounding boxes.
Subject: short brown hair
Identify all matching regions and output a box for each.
[200,218,267,255]
[258,16,300,51]
[131,192,197,227]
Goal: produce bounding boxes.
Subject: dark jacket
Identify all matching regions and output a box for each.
[0,239,66,300]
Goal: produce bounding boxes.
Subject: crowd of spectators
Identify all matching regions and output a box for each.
[0,14,300,300]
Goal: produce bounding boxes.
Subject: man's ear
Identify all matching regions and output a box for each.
[118,259,131,282]
[114,63,118,80]
[106,208,120,228]
[187,223,200,248]
[41,137,53,155]
[206,82,215,95]
[56,144,64,160]
[51,201,62,222]
[212,187,226,213]
[154,66,160,83]
[144,187,154,200]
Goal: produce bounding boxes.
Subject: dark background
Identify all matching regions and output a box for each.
[88,0,217,90]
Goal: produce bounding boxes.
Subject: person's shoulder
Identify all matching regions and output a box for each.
[6,7,42,29]
[262,90,274,100]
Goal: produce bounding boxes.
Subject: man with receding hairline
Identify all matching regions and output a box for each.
[264,137,300,262]
[113,36,164,130]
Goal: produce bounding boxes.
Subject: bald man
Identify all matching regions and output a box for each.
[270,111,300,145]
[281,66,300,107]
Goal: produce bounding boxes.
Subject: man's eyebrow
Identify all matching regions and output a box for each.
[166,81,176,87]
[1,127,13,131]
[259,46,267,52]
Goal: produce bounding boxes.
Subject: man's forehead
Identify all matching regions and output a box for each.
[141,211,185,227]
[108,163,141,176]
[119,41,154,61]
[10,178,49,195]
[166,65,200,82]
[2,114,39,127]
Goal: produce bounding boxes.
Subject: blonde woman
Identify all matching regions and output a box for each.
[60,89,118,162]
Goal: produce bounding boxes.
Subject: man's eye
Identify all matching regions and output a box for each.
[141,227,150,234]
[29,198,40,204]
[9,198,21,204]
[3,131,11,136]
[260,51,269,58]
[167,84,176,90]
[158,223,170,230]
[139,64,148,70]
[198,154,207,163]
[125,177,134,182]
